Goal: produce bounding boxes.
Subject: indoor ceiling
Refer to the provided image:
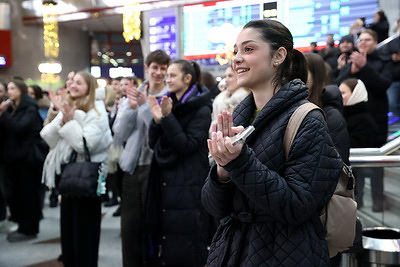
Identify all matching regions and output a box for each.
[60,13,123,32]
[20,0,206,32]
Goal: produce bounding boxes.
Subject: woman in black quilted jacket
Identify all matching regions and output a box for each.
[146,60,211,266]
[202,19,343,266]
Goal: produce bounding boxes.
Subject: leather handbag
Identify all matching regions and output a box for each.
[59,137,100,197]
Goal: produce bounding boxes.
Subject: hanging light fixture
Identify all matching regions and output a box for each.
[122,3,141,43]
[39,0,62,83]
[42,1,59,60]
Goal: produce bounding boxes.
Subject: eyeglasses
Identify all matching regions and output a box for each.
[357,38,373,43]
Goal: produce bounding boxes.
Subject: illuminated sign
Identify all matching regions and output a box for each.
[183,0,276,65]
[0,56,6,66]
[109,67,135,78]
[148,9,177,58]
[263,2,277,19]
[286,0,379,48]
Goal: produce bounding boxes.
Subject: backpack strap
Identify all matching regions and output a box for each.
[283,102,323,159]
[284,102,326,239]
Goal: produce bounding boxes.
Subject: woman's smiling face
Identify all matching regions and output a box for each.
[232,27,275,91]
[69,73,89,99]
[166,63,190,94]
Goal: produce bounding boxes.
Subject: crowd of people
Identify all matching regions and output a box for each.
[0,9,399,267]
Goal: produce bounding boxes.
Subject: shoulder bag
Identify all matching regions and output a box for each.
[59,137,101,197]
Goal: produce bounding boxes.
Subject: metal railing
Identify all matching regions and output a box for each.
[349,136,400,167]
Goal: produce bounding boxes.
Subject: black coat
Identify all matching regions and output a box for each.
[0,95,43,162]
[325,48,357,80]
[343,102,378,148]
[146,85,211,266]
[367,20,389,43]
[321,85,350,164]
[0,110,6,162]
[202,79,343,266]
[380,36,400,82]
[336,50,393,146]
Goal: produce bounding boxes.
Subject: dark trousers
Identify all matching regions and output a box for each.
[354,167,384,205]
[60,195,101,267]
[0,163,7,221]
[107,165,124,202]
[121,165,150,267]
[4,161,42,234]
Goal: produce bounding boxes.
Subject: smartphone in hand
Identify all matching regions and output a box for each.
[230,126,255,145]
[208,126,255,161]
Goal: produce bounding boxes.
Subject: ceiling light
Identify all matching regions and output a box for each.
[38,61,62,74]
[122,3,141,43]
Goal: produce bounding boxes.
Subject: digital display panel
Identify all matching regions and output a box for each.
[287,0,379,49]
[183,0,378,64]
[148,9,177,59]
[183,0,272,64]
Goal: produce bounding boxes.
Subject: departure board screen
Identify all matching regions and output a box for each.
[183,0,270,64]
[182,0,378,64]
[148,9,177,58]
[287,0,379,48]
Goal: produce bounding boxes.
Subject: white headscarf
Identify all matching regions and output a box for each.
[346,79,368,106]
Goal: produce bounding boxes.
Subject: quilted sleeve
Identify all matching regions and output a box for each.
[159,106,211,154]
[325,107,350,164]
[201,164,237,219]
[224,110,342,226]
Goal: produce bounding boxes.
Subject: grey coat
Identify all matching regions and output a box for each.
[116,82,168,174]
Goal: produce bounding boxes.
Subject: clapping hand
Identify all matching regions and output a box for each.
[337,53,348,70]
[48,90,64,111]
[208,111,245,180]
[61,101,75,125]
[148,95,172,123]
[127,85,148,109]
[350,51,367,73]
[0,100,10,115]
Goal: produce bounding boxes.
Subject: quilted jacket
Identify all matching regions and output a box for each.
[321,85,350,164]
[145,85,211,266]
[202,79,343,266]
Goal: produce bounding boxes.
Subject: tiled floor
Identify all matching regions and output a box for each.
[0,195,122,267]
